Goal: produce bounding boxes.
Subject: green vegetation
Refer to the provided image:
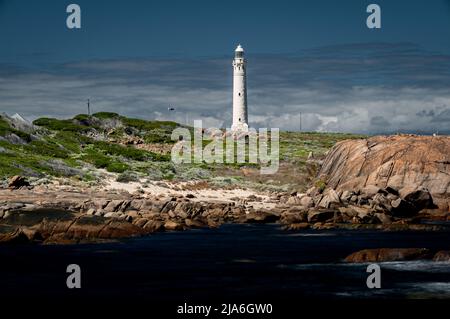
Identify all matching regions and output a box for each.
[121,117,178,131]
[73,114,90,121]
[315,179,327,192]
[32,117,89,132]
[106,162,129,173]
[0,113,367,193]
[279,131,366,162]
[91,112,120,119]
[143,130,173,144]
[0,113,175,179]
[116,170,140,183]
[25,140,70,158]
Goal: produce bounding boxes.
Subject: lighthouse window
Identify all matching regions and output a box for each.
[238,93,241,96]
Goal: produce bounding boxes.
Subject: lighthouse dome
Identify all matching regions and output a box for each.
[235,44,244,52]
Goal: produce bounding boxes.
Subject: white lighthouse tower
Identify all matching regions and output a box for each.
[231,44,249,131]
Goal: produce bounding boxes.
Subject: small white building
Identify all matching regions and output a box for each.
[231,44,249,131]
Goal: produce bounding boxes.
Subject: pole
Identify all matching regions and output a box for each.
[87,99,90,116]
[299,112,302,132]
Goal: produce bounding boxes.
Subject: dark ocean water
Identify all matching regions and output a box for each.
[0,224,449,301]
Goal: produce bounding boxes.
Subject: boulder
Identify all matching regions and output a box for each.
[284,222,310,230]
[306,186,321,197]
[245,209,279,223]
[374,213,392,224]
[164,220,183,231]
[94,199,110,210]
[361,185,382,198]
[185,218,205,228]
[143,220,164,232]
[8,176,30,189]
[399,186,434,211]
[132,218,149,228]
[338,205,374,223]
[97,219,145,238]
[340,190,353,202]
[286,196,302,205]
[371,193,392,211]
[125,211,140,220]
[345,248,431,263]
[433,250,450,262]
[104,212,122,218]
[86,208,96,216]
[104,200,125,212]
[391,198,416,217]
[350,205,372,220]
[128,199,144,211]
[307,209,336,223]
[317,189,340,208]
[0,227,30,244]
[280,210,308,224]
[119,200,131,212]
[338,206,357,222]
[317,136,450,207]
[300,196,314,208]
[22,228,43,242]
[385,186,399,196]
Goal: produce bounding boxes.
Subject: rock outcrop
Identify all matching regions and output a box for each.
[344,248,431,263]
[318,135,450,211]
[8,176,30,189]
[433,250,450,262]
[1,135,449,245]
[0,187,279,244]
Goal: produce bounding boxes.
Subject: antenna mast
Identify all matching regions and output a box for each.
[299,112,302,132]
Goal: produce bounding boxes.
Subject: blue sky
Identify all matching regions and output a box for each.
[1,0,450,133]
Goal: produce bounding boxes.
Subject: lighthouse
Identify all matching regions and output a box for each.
[231,44,249,131]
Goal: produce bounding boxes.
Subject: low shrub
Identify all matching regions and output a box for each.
[33,117,88,132]
[106,162,129,173]
[116,170,140,183]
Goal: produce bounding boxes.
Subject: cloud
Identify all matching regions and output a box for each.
[0,42,450,134]
[370,115,390,128]
[431,108,450,123]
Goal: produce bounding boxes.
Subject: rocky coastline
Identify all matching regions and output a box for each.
[0,176,448,245]
[1,135,449,245]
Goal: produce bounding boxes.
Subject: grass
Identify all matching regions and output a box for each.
[25,140,70,158]
[106,162,129,173]
[91,112,120,119]
[32,117,89,132]
[143,130,174,144]
[91,140,171,162]
[279,131,366,162]
[121,117,179,131]
[0,150,58,177]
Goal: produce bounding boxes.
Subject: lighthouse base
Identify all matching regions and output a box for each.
[231,122,249,132]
